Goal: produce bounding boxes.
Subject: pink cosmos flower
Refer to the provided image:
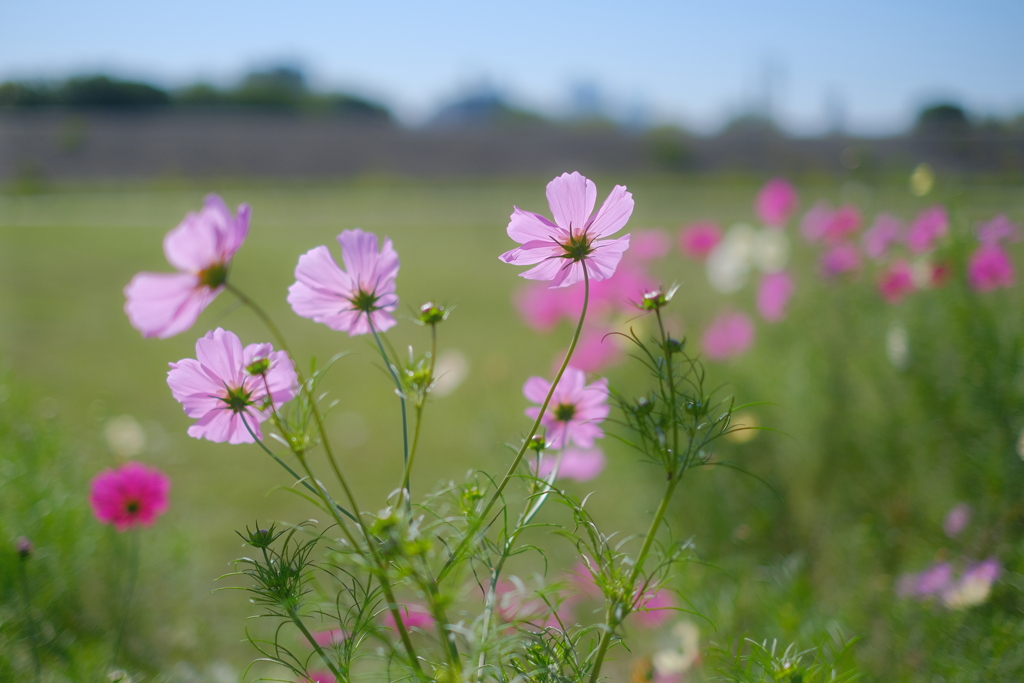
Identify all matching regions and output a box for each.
[800,202,861,244]
[311,629,348,648]
[820,243,861,277]
[702,312,755,361]
[523,367,609,449]
[124,195,250,339]
[288,229,400,335]
[382,603,435,631]
[89,462,171,532]
[679,222,722,260]
[756,272,794,323]
[968,244,1014,292]
[303,671,337,683]
[977,214,1020,245]
[943,503,971,538]
[630,229,671,260]
[633,587,676,628]
[755,178,798,227]
[862,214,903,260]
[167,328,298,444]
[906,206,948,254]
[494,580,578,630]
[500,172,633,288]
[531,448,606,482]
[878,260,915,303]
[565,326,622,373]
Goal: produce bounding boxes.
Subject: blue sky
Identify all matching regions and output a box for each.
[4,0,1022,134]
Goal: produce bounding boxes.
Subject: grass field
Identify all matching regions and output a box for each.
[1,174,1023,680]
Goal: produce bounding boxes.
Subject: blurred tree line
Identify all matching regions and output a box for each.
[0,67,392,121]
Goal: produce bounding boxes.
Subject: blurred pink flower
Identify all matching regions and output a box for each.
[494,580,574,628]
[862,214,903,260]
[702,312,755,360]
[942,558,1002,609]
[898,562,953,599]
[515,263,655,331]
[569,560,602,598]
[565,326,622,373]
[630,229,672,260]
[878,260,915,303]
[800,202,833,242]
[382,603,434,631]
[288,229,400,335]
[633,587,676,628]
[515,284,572,331]
[820,243,862,277]
[943,503,971,538]
[756,271,794,322]
[311,629,348,648]
[124,195,249,339]
[825,205,862,243]
[167,328,298,444]
[906,206,948,253]
[977,214,1020,245]
[755,178,798,227]
[531,448,606,481]
[968,244,1014,292]
[303,671,336,683]
[89,462,170,532]
[500,172,633,288]
[678,222,722,260]
[523,367,609,449]
[800,203,861,244]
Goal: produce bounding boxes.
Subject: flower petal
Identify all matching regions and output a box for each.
[546,172,597,233]
[124,272,214,339]
[508,207,564,244]
[585,185,634,239]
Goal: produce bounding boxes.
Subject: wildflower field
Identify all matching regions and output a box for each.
[1,173,1023,682]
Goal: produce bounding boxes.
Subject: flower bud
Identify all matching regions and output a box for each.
[245,357,271,376]
[418,302,449,325]
[527,434,547,452]
[638,284,679,312]
[15,536,32,559]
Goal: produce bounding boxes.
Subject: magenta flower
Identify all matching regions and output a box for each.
[303,672,337,683]
[382,603,434,631]
[167,328,298,444]
[630,229,672,260]
[906,206,948,253]
[820,243,862,277]
[288,229,400,335]
[800,202,861,244]
[679,222,722,260]
[977,214,1020,245]
[862,214,903,260]
[500,172,634,288]
[311,629,348,648]
[968,244,1014,292]
[633,587,676,628]
[531,448,606,482]
[943,503,971,538]
[124,195,249,339]
[878,260,915,303]
[566,326,622,373]
[702,312,755,361]
[89,462,171,532]
[755,178,798,227]
[523,367,609,449]
[756,272,794,323]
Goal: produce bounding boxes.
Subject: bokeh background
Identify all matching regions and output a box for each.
[2,2,1023,681]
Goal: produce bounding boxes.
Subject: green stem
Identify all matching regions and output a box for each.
[17,556,41,682]
[287,605,344,681]
[112,528,140,667]
[230,287,425,679]
[438,265,591,582]
[369,324,410,471]
[587,475,680,683]
[402,407,424,493]
[476,449,564,679]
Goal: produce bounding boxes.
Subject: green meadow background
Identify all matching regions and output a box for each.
[1,175,1023,680]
